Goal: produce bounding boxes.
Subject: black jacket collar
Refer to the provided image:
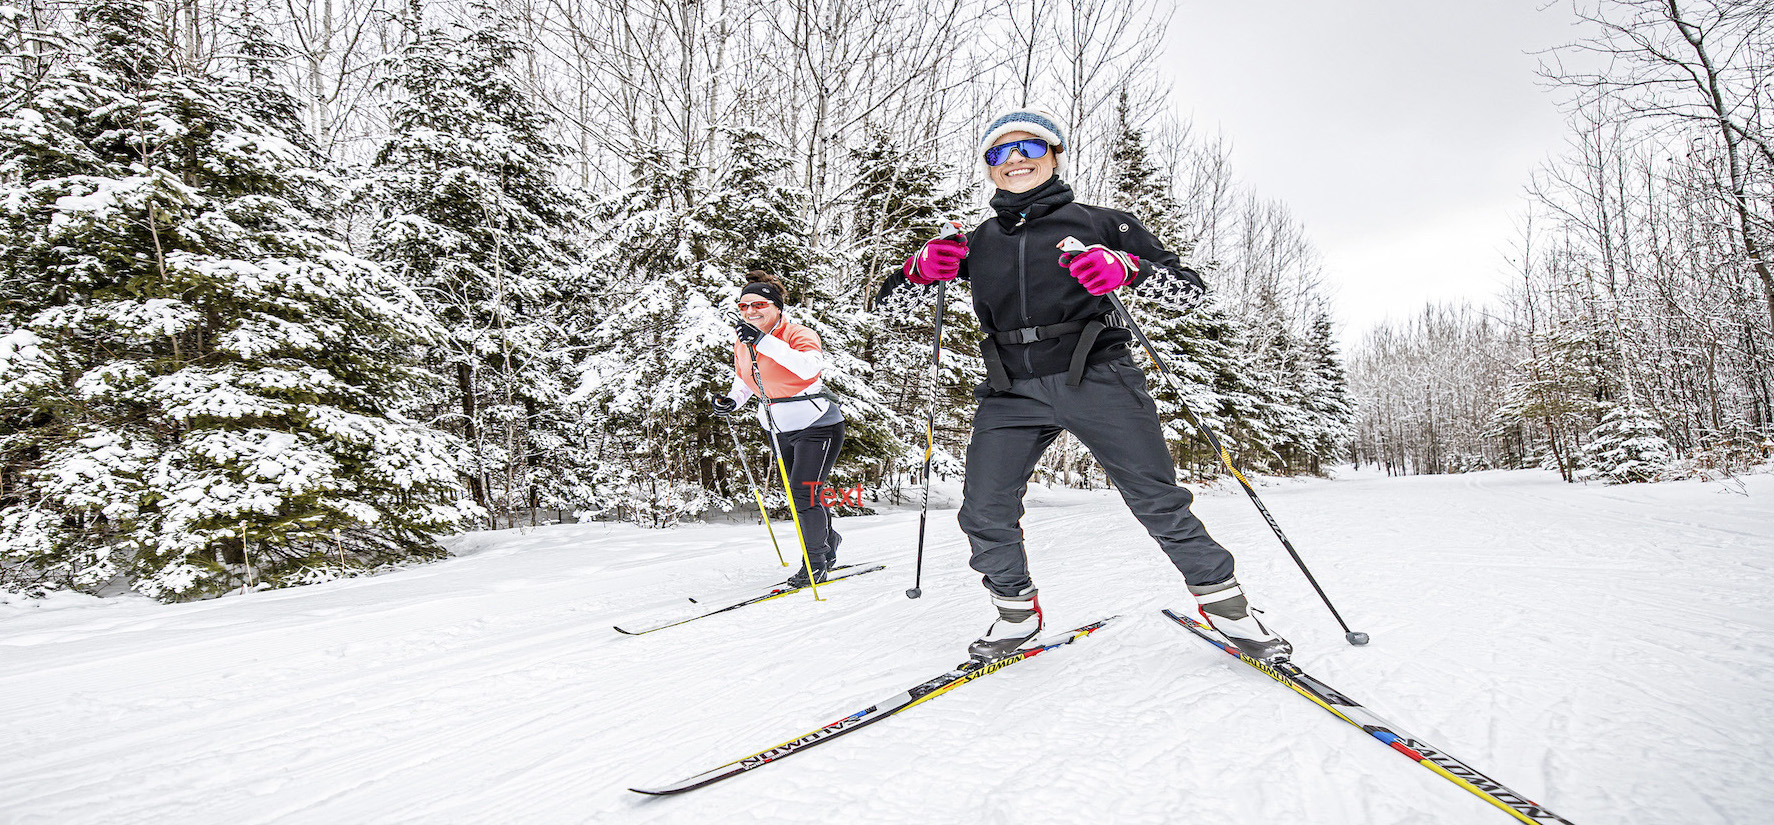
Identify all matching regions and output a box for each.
[990,176,1074,230]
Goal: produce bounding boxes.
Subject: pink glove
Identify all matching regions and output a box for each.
[1061,245,1139,295]
[904,237,968,285]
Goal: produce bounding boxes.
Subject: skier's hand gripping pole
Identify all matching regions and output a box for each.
[908,219,966,600]
[1057,236,1370,646]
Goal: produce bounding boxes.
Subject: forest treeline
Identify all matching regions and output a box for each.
[2,0,1349,598]
[1349,0,1774,484]
[9,0,1765,600]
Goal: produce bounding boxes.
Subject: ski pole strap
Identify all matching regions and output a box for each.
[979,314,1113,391]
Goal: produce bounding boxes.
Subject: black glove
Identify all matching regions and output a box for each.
[712,395,738,416]
[734,320,765,346]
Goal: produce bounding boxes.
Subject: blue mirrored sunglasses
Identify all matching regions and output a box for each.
[984,138,1050,166]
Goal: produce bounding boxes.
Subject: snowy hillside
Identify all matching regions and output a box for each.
[3,468,1770,824]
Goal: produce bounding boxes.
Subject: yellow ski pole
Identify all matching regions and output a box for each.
[723,414,788,566]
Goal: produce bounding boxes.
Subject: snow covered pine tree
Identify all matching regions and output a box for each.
[0,0,478,598]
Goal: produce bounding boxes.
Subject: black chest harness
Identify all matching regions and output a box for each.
[979,311,1121,392]
[765,389,840,404]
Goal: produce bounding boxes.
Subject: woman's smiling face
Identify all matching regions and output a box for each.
[987,130,1058,193]
[738,296,780,332]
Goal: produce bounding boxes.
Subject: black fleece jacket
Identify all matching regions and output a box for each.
[875,177,1204,383]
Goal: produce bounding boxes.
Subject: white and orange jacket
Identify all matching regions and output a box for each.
[725,317,843,434]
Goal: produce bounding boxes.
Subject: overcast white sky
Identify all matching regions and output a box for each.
[1161,0,1589,342]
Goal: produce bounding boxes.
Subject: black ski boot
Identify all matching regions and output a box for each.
[967,589,1043,661]
[785,559,831,589]
[1189,578,1292,662]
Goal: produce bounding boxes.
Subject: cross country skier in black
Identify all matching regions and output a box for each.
[874,107,1292,663]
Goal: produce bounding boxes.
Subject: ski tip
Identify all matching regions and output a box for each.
[613,626,638,636]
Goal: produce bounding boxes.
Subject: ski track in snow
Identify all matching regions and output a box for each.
[2,468,1770,824]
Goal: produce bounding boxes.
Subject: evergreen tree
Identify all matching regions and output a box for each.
[846,142,978,496]
[1276,312,1355,473]
[570,131,763,526]
[1492,307,1610,479]
[1233,302,1362,475]
[0,0,477,599]
[574,133,753,525]
[1103,90,1271,477]
[707,130,901,503]
[355,1,592,527]
[575,127,922,525]
[1583,403,1673,483]
[1225,306,1296,473]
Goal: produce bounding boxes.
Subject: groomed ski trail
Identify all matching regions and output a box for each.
[1,469,1769,824]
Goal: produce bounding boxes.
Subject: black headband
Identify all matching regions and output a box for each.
[739,281,784,309]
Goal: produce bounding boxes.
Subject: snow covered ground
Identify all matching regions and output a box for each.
[3,468,1770,824]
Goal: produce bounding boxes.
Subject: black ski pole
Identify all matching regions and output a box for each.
[722,413,788,566]
[908,220,965,600]
[1057,236,1369,646]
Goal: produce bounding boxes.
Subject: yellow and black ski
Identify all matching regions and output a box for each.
[1163,608,1575,824]
[629,616,1114,795]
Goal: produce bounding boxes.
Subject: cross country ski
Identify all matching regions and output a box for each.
[1163,609,1575,824]
[629,617,1114,795]
[613,563,887,636]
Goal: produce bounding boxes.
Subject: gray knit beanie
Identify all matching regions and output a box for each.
[979,107,1068,177]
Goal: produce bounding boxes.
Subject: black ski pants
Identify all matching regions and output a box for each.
[772,421,844,567]
[957,356,1235,597]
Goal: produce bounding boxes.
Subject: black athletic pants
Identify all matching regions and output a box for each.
[772,421,844,567]
[956,356,1235,597]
